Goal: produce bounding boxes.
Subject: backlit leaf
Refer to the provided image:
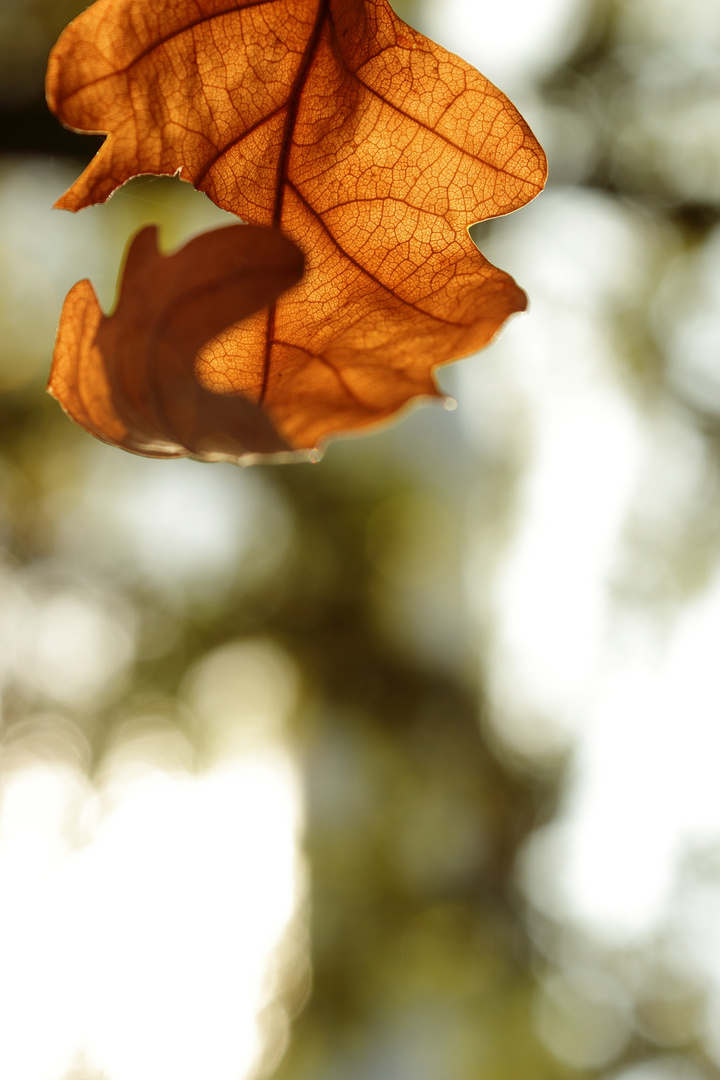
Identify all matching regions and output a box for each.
[47,0,547,457]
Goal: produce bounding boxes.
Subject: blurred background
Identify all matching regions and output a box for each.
[1,0,720,1077]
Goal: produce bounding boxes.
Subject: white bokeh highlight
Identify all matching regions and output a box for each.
[0,702,304,1080]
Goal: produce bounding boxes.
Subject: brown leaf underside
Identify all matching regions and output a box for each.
[47,0,547,457]
[49,225,305,461]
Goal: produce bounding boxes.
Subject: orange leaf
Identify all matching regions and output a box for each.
[48,223,306,462]
[47,0,547,455]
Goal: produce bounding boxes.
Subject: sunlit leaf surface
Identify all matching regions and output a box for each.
[46,0,546,455]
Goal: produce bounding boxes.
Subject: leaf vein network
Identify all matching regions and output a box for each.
[56,0,278,105]
[287,180,466,327]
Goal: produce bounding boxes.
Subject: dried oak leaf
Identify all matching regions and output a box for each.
[47,0,547,456]
[49,223,305,461]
